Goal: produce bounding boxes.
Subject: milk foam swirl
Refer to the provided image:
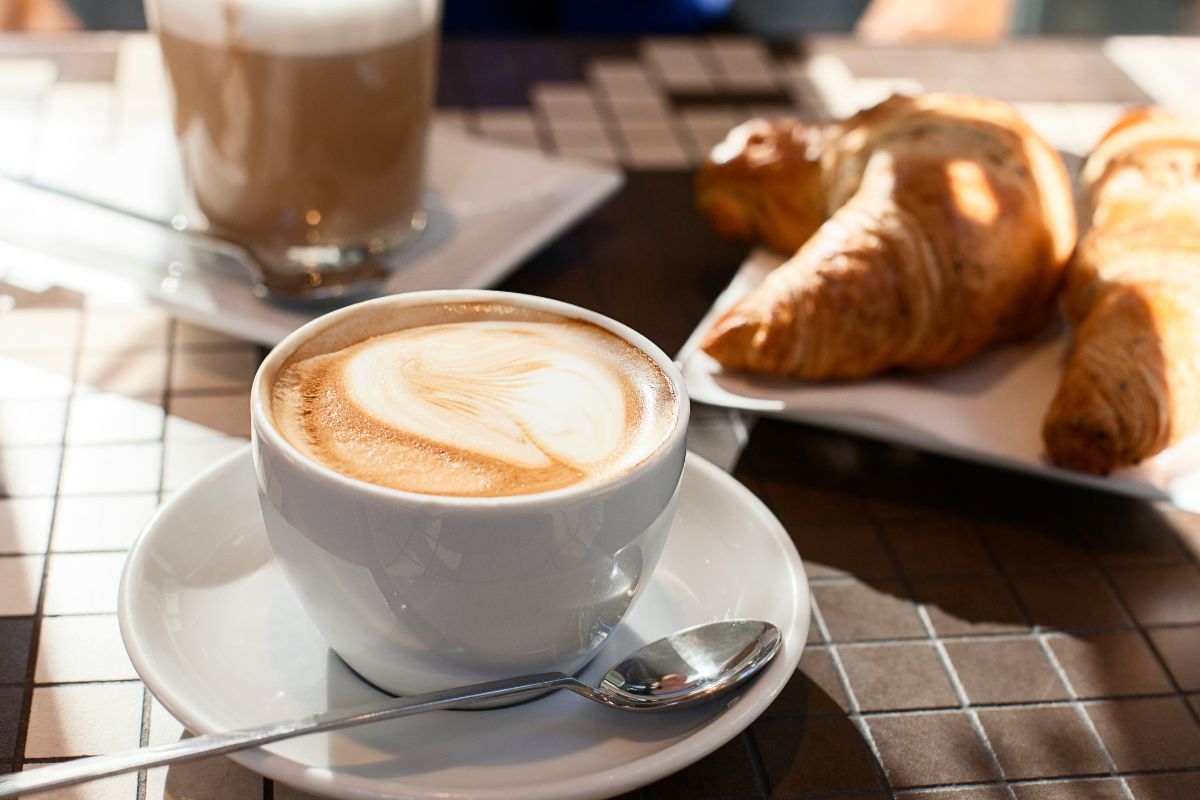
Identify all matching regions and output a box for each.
[270,306,676,497]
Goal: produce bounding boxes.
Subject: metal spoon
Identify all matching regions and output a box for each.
[0,620,781,799]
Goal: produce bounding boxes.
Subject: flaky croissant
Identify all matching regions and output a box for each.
[1043,109,1200,474]
[697,94,1077,379]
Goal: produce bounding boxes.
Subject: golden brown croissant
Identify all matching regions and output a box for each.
[697,94,1077,379]
[1043,109,1200,474]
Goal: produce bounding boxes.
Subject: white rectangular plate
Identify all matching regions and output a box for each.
[0,121,621,345]
[679,250,1200,510]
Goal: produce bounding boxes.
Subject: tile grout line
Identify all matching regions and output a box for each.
[976,527,1136,800]
[864,503,1016,798]
[10,285,88,770]
[135,315,180,800]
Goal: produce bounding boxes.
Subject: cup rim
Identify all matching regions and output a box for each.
[250,289,689,509]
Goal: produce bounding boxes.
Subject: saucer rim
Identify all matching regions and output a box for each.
[119,446,810,800]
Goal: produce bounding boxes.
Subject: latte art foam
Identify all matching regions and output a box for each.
[270,305,676,497]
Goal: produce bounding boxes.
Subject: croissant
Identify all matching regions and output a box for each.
[697,94,1076,379]
[1043,109,1200,474]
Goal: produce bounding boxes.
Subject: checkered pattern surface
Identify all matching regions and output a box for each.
[0,31,1198,800]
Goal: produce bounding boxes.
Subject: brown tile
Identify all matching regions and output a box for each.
[1048,631,1173,698]
[641,735,762,798]
[945,639,1068,704]
[1012,779,1126,800]
[899,790,1008,800]
[867,712,999,787]
[839,643,958,712]
[914,574,1029,636]
[1083,502,1188,566]
[1110,565,1200,626]
[1149,626,1200,691]
[811,581,925,642]
[873,506,994,578]
[765,483,895,580]
[1085,697,1200,771]
[0,618,33,683]
[170,347,259,392]
[1011,570,1131,632]
[0,687,23,761]
[980,521,1092,570]
[977,706,1110,779]
[167,393,251,439]
[1127,772,1200,799]
[753,715,883,795]
[766,647,851,717]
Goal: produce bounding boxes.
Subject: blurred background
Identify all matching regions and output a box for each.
[4,0,1200,38]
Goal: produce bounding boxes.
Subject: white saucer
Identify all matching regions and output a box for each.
[118,448,809,800]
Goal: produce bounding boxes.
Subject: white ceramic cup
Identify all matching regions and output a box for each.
[250,290,689,695]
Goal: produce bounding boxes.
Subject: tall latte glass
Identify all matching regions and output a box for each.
[251,291,689,696]
[146,0,440,297]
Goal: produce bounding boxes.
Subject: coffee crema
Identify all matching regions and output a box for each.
[270,303,677,497]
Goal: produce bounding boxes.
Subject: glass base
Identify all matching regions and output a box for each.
[243,210,428,303]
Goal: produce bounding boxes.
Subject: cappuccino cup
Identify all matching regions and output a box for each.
[147,0,440,298]
[250,291,689,695]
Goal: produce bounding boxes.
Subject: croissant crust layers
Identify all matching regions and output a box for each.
[698,94,1076,380]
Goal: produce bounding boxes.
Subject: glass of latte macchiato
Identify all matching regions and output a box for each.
[250,291,689,696]
[145,0,439,297]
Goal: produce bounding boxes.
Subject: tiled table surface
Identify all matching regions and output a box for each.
[1,31,1199,800]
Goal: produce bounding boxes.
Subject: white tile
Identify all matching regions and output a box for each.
[0,398,68,445]
[20,770,137,800]
[162,437,245,492]
[0,59,57,99]
[708,38,779,91]
[0,554,44,615]
[67,393,164,445]
[0,100,38,176]
[170,348,259,392]
[59,443,162,495]
[42,553,127,615]
[433,108,469,131]
[77,351,168,396]
[627,146,691,169]
[547,124,614,150]
[0,497,54,553]
[0,351,74,399]
[144,755,263,800]
[81,307,169,353]
[24,683,143,758]
[531,83,601,121]
[40,84,114,147]
[0,308,80,351]
[555,144,620,164]
[588,59,659,99]
[607,95,670,124]
[166,393,250,440]
[36,615,136,683]
[0,446,62,496]
[52,494,158,552]
[643,40,716,92]
[148,697,185,747]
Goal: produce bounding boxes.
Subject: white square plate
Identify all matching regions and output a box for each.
[679,250,1200,510]
[0,122,621,345]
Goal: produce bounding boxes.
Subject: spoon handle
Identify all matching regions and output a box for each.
[0,672,574,799]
